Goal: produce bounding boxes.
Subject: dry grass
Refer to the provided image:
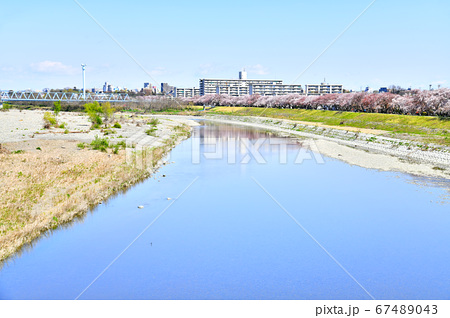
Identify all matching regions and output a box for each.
[0,124,191,262]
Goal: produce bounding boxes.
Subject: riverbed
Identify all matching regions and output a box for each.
[0,121,449,299]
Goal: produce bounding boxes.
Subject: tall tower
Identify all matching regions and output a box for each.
[239,69,247,80]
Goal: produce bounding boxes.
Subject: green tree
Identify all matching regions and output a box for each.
[101,102,115,122]
[53,101,61,116]
[84,101,103,128]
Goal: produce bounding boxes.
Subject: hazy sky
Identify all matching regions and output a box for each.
[0,0,449,91]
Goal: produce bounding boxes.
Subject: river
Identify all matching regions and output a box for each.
[0,121,449,300]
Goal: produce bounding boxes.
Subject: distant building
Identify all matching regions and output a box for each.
[249,84,304,96]
[200,73,283,96]
[175,87,200,98]
[161,83,175,96]
[305,83,343,95]
[239,69,247,80]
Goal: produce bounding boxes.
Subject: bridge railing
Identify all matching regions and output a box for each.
[0,91,132,102]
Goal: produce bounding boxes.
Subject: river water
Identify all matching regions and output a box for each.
[0,121,449,300]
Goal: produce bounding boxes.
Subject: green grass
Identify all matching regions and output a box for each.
[207,107,450,146]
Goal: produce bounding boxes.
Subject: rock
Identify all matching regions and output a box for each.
[162,174,166,177]
[61,146,65,149]
[138,205,144,209]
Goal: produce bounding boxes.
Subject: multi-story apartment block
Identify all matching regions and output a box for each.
[200,78,283,96]
[174,87,200,98]
[249,84,304,96]
[305,83,343,95]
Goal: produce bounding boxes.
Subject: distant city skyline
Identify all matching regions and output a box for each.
[0,0,448,91]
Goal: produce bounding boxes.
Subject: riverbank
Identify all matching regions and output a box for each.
[204,107,450,147]
[196,114,450,180]
[0,109,197,262]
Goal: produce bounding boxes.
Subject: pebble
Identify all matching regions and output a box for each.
[138,205,144,209]
[167,197,172,200]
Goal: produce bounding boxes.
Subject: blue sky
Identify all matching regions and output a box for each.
[0,0,449,91]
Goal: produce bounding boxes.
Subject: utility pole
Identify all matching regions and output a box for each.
[81,64,86,100]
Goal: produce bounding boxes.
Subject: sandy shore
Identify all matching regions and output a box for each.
[198,114,450,180]
[0,109,198,262]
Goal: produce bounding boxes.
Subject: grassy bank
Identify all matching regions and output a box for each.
[0,123,191,262]
[205,107,450,146]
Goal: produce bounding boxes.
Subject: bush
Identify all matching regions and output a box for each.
[148,118,160,126]
[77,143,86,149]
[1,102,12,111]
[113,122,122,129]
[116,140,126,149]
[103,129,115,135]
[43,112,58,128]
[145,128,157,136]
[91,136,110,152]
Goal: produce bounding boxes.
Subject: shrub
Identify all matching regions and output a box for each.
[1,102,12,111]
[113,122,122,129]
[145,128,157,136]
[148,118,160,126]
[59,122,66,129]
[90,136,109,152]
[43,112,58,128]
[116,140,126,149]
[112,145,120,154]
[77,143,86,149]
[103,129,115,135]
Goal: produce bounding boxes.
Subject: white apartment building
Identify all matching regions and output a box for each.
[175,87,200,98]
[249,84,304,96]
[305,83,343,95]
[200,78,283,96]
